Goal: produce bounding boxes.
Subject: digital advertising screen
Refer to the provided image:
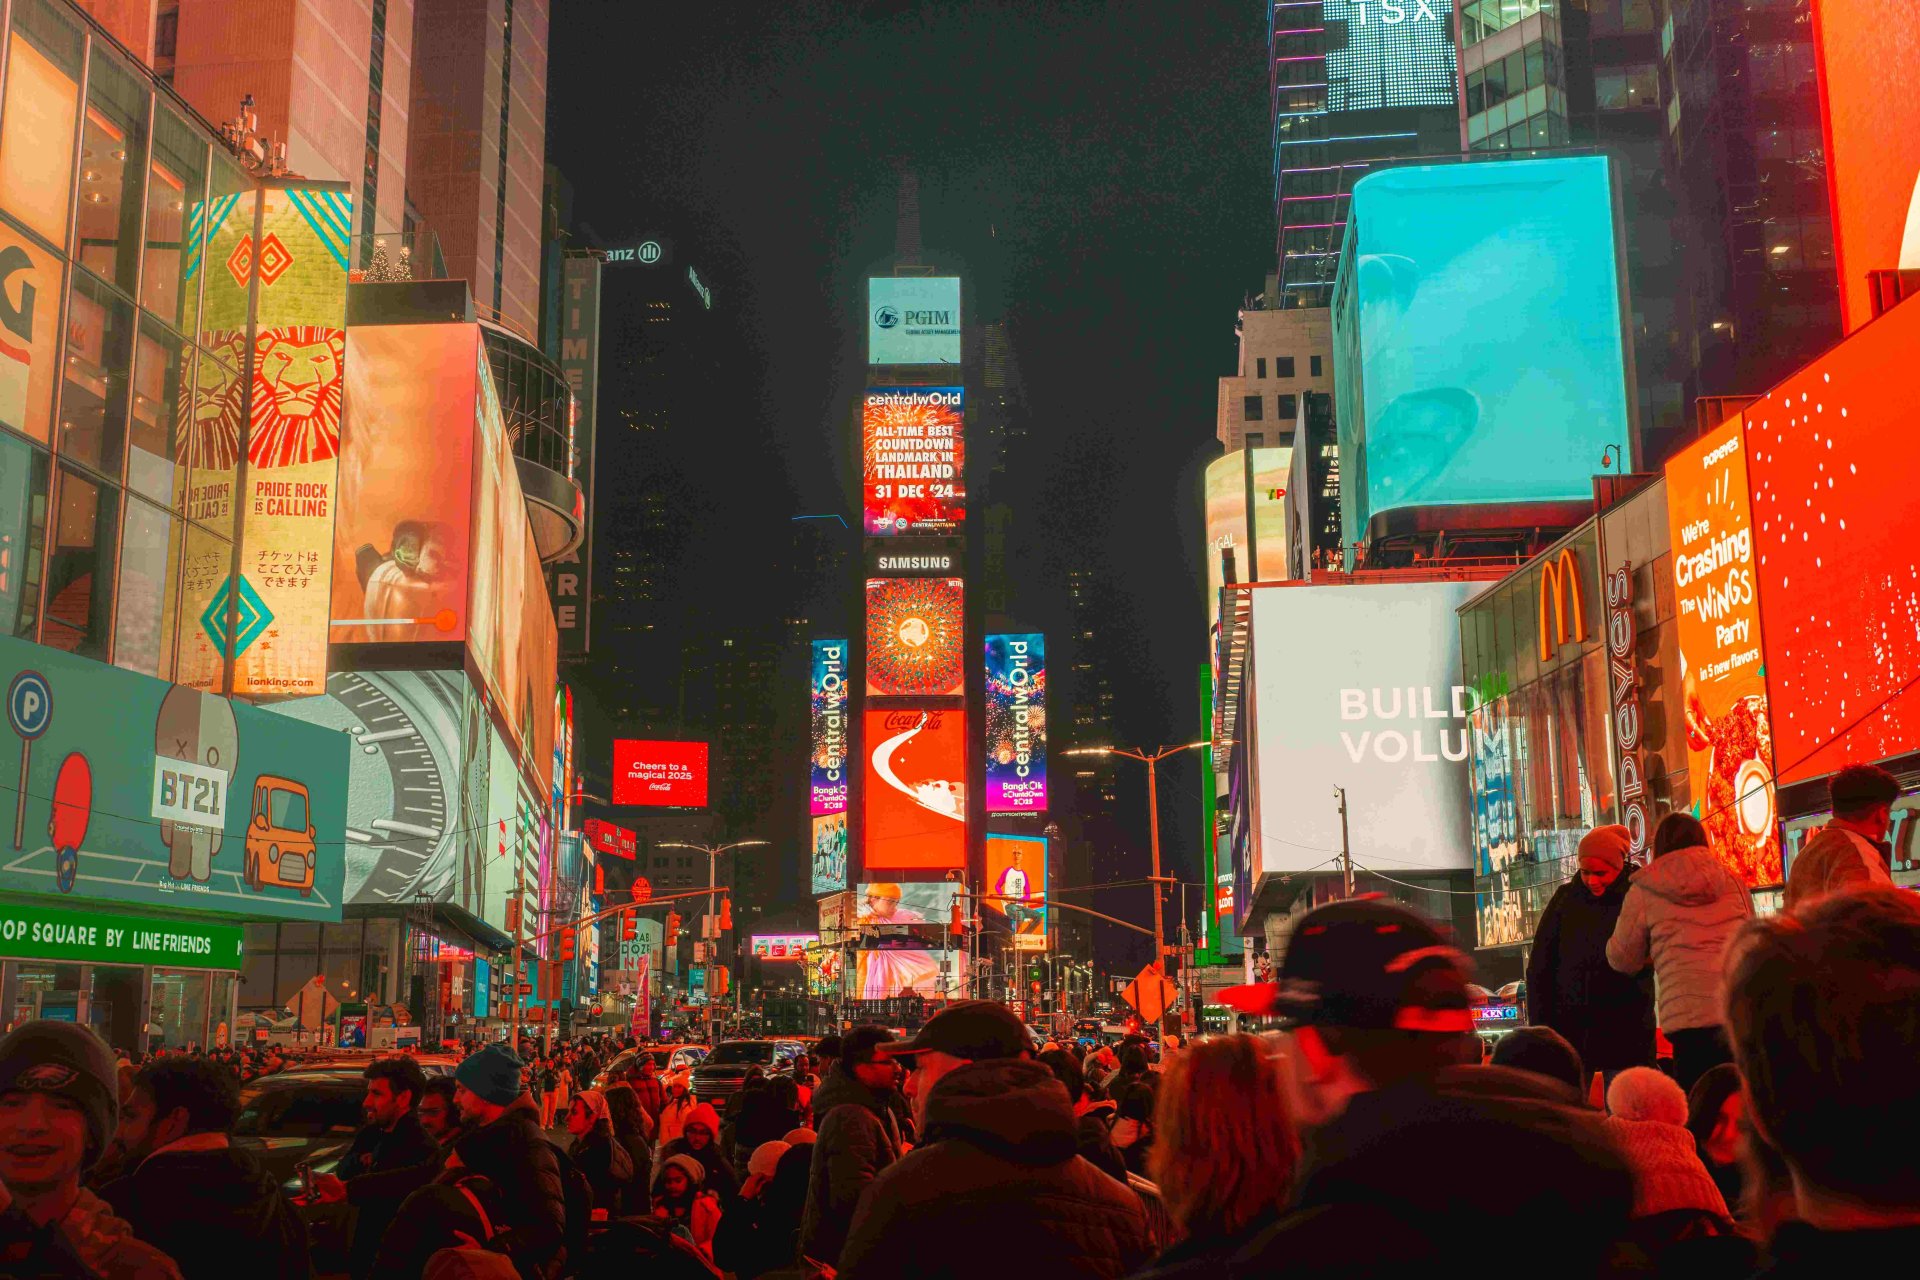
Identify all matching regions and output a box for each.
[332,324,477,644]
[811,813,848,896]
[1203,448,1293,632]
[612,739,709,807]
[750,933,820,960]
[855,945,943,1000]
[863,387,965,536]
[985,634,1047,812]
[1249,582,1478,875]
[1333,157,1632,557]
[804,943,843,997]
[984,833,1047,950]
[868,276,961,365]
[1666,419,1783,887]
[1321,0,1458,114]
[1748,296,1920,783]
[1812,1,1920,333]
[863,707,966,870]
[811,638,850,815]
[854,880,960,926]
[867,577,964,697]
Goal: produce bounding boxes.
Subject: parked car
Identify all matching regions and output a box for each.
[690,1039,803,1103]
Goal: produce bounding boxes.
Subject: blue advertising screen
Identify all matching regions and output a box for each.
[1333,156,1632,556]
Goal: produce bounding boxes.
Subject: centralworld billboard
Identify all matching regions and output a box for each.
[811,639,850,815]
[863,387,965,536]
[985,634,1047,812]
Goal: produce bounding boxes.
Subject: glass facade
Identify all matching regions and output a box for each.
[2,959,237,1052]
[1462,485,1691,949]
[0,0,250,687]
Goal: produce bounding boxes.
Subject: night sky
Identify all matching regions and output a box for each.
[549,0,1272,960]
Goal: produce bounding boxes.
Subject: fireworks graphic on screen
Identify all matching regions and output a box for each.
[866,578,964,696]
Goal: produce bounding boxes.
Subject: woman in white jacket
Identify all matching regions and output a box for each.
[1606,812,1754,1092]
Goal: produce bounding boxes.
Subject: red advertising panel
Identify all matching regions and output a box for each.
[863,707,966,870]
[866,578,964,697]
[583,818,637,860]
[1812,2,1920,333]
[612,740,709,807]
[1749,298,1920,783]
[1666,419,1783,887]
[863,387,965,536]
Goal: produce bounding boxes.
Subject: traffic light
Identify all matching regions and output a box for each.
[559,926,576,961]
[666,911,682,945]
[714,965,730,997]
[949,897,965,938]
[718,897,733,932]
[594,864,605,895]
[622,910,637,941]
[504,897,521,933]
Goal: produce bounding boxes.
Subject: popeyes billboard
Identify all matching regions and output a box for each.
[612,740,709,808]
[1813,2,1920,333]
[1666,420,1782,887]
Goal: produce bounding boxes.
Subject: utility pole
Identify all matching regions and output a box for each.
[1337,786,1354,898]
[509,853,524,1051]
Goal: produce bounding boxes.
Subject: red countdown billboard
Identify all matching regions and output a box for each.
[863,387,965,536]
[863,707,966,870]
[1813,2,1920,333]
[612,740,709,807]
[1749,297,1920,783]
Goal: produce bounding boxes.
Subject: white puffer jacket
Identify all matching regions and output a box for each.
[1605,845,1754,1032]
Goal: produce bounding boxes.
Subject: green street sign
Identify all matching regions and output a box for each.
[0,901,244,971]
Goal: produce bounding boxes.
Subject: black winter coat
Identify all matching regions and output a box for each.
[799,1072,902,1267]
[451,1095,567,1279]
[568,1124,635,1220]
[99,1141,310,1280]
[1526,871,1656,1073]
[711,1142,812,1279]
[337,1111,441,1278]
[836,1059,1154,1280]
[1224,1066,1634,1280]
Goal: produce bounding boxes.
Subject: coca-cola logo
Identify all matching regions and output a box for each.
[881,710,946,732]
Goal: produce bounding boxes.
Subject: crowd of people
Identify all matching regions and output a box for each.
[2,763,1916,1277]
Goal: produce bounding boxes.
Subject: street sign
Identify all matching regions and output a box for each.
[516,983,533,996]
[1119,964,1179,1025]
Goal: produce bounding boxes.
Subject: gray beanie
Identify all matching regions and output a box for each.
[0,1020,119,1169]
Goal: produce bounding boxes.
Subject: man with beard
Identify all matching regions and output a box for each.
[100,1055,306,1279]
[310,1056,438,1278]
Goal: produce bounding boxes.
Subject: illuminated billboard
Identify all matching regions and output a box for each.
[984,833,1047,950]
[1333,157,1632,558]
[855,946,943,1000]
[331,324,476,644]
[854,880,960,926]
[863,387,965,536]
[583,818,636,860]
[0,220,61,446]
[985,634,1047,812]
[0,634,348,920]
[1812,1,1920,333]
[805,943,842,996]
[750,933,820,960]
[1666,420,1783,887]
[547,252,601,654]
[867,578,964,697]
[868,276,961,365]
[612,740,709,807]
[811,638,850,815]
[1248,582,1477,875]
[811,813,848,895]
[1748,296,1920,783]
[1322,0,1458,113]
[1203,448,1293,632]
[863,707,966,870]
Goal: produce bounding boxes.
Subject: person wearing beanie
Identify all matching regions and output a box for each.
[0,1020,181,1280]
[443,1042,566,1277]
[713,1140,812,1280]
[651,1152,720,1259]
[653,1069,696,1160]
[656,1100,736,1204]
[1526,824,1657,1080]
[1604,1068,1734,1223]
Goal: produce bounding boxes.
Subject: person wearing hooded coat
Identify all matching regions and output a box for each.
[563,1090,633,1218]
[654,1102,738,1203]
[1607,813,1755,1092]
[1526,825,1657,1078]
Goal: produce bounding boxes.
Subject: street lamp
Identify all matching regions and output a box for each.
[659,840,770,1041]
[1063,742,1210,981]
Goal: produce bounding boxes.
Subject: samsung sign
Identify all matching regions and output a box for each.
[869,276,961,365]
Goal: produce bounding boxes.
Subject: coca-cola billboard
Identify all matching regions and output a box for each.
[862,706,966,871]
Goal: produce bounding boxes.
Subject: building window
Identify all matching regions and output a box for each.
[1277,393,1299,421]
[1242,395,1264,421]
[1595,64,1658,111]
[43,465,119,660]
[1245,432,1264,448]
[1255,357,1266,379]
[1310,355,1323,377]
[1276,356,1296,378]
